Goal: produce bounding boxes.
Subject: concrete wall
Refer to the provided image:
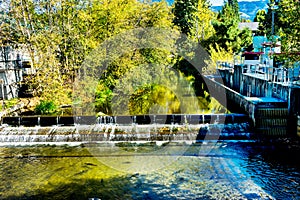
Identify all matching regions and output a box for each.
[203,75,291,137]
[218,65,291,101]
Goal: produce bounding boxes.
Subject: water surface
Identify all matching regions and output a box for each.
[0,141,299,199]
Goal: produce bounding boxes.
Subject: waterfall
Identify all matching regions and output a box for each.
[0,114,253,143]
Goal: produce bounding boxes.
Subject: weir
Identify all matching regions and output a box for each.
[0,114,252,143]
[1,114,248,126]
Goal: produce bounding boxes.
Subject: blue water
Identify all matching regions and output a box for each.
[220,141,300,199]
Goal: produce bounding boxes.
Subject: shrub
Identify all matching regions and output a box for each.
[34,100,56,115]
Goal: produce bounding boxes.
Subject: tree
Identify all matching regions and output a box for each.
[1,0,224,115]
[1,0,173,110]
[192,0,215,44]
[172,0,198,36]
[74,0,179,115]
[254,9,267,36]
[210,0,252,53]
[228,0,239,18]
[263,0,281,37]
[277,0,300,59]
[1,0,94,106]
[172,0,215,97]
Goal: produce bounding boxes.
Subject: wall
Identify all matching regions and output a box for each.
[203,74,291,137]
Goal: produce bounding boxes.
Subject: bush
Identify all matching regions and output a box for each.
[34,100,57,115]
[204,43,234,74]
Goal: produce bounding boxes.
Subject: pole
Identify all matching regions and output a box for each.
[271,8,275,35]
[0,79,4,110]
[271,4,279,36]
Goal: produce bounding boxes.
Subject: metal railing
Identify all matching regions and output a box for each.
[243,64,300,83]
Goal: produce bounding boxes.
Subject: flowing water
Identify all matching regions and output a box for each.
[0,141,299,200]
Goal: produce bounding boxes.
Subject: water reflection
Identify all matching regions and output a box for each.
[0,142,299,199]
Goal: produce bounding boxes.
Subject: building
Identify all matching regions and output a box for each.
[0,46,33,100]
[238,22,259,34]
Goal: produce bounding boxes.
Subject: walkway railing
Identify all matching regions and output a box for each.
[218,60,300,84]
[245,65,300,83]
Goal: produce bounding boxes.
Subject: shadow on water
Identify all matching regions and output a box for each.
[5,176,154,200]
[3,173,224,200]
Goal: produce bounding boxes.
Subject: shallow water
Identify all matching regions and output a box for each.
[0,141,299,200]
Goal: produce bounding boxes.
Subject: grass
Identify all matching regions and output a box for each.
[0,98,19,110]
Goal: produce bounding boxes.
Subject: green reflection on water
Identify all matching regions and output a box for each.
[0,146,127,199]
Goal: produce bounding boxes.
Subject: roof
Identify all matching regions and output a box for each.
[261,42,281,47]
[238,22,259,31]
[242,52,264,55]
